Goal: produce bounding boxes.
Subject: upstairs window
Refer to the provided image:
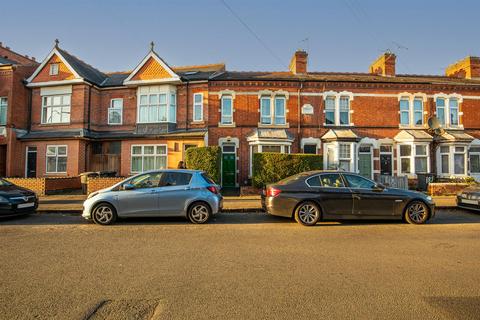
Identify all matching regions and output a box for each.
[108,99,123,125]
[260,96,287,125]
[399,96,424,126]
[138,92,176,123]
[435,95,462,128]
[49,63,59,76]
[0,97,7,125]
[323,93,352,126]
[193,93,203,122]
[42,94,71,124]
[221,96,233,125]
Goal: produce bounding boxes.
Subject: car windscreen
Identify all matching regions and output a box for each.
[0,178,12,186]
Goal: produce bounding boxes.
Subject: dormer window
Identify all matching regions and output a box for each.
[49,63,59,76]
[137,86,176,124]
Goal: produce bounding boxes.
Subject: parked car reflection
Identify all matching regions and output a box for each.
[262,171,435,226]
[82,170,222,225]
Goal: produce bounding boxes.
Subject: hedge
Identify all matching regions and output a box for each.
[185,146,221,183]
[252,153,322,188]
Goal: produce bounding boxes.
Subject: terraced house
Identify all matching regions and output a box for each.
[5,40,480,188]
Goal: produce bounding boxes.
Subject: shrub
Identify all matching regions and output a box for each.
[185,146,221,183]
[252,153,322,188]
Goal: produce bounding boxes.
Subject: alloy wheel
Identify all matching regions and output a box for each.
[407,202,428,224]
[190,204,209,223]
[93,205,114,224]
[298,203,319,225]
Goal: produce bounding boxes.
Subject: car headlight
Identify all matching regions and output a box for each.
[426,196,432,202]
[0,196,9,204]
[87,191,99,199]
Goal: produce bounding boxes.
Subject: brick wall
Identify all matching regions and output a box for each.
[44,177,81,193]
[428,183,471,196]
[87,177,125,194]
[5,178,46,196]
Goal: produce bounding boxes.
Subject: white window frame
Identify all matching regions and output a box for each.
[397,93,426,128]
[259,95,287,126]
[323,141,357,172]
[46,145,67,174]
[130,144,168,173]
[436,144,468,177]
[220,95,234,125]
[433,93,463,129]
[108,98,123,125]
[0,97,7,126]
[193,93,203,122]
[397,142,430,177]
[137,91,176,124]
[41,94,71,124]
[469,144,480,175]
[322,91,354,126]
[49,63,59,76]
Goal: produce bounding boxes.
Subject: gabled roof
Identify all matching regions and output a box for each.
[123,48,180,85]
[321,129,360,141]
[246,128,294,141]
[435,130,474,143]
[394,130,433,142]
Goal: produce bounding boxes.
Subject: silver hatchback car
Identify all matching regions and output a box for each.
[82,169,223,225]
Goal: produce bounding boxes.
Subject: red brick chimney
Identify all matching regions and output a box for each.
[289,50,308,74]
[369,52,396,77]
[445,56,480,79]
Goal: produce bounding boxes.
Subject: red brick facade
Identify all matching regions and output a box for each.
[3,42,480,188]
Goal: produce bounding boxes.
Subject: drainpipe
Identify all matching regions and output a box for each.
[185,81,189,131]
[297,80,304,151]
[85,85,92,172]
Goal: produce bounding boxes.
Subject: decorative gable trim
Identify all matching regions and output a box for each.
[123,50,181,85]
[26,48,82,85]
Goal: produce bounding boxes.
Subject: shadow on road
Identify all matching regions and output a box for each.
[0,208,479,227]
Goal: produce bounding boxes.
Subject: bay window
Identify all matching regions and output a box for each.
[398,143,430,175]
[440,146,449,174]
[131,145,167,173]
[42,94,71,124]
[339,144,352,171]
[469,146,480,174]
[138,91,176,123]
[193,93,203,122]
[46,145,67,173]
[0,97,7,125]
[437,144,467,177]
[260,96,287,125]
[108,99,123,125]
[221,96,233,125]
[454,146,466,175]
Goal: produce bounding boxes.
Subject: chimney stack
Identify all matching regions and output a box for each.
[445,56,480,79]
[289,50,308,74]
[369,52,396,77]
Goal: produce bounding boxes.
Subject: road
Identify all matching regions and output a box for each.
[1,209,480,320]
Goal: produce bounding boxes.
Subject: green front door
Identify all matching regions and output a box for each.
[222,153,236,187]
[358,153,372,179]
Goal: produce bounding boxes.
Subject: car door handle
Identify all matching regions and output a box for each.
[353,195,361,200]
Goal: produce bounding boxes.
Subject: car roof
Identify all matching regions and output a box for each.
[142,169,203,174]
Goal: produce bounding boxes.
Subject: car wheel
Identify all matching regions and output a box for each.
[404,201,429,225]
[92,203,117,225]
[188,202,211,224]
[294,201,320,226]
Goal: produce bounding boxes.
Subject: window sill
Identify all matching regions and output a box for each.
[108,123,123,126]
[39,123,71,126]
[218,122,236,128]
[257,123,289,129]
[323,123,353,127]
[191,121,205,125]
[398,125,425,129]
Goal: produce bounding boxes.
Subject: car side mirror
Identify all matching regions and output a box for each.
[372,183,385,191]
[123,183,134,190]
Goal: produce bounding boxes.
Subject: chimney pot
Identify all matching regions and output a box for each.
[369,52,396,77]
[289,50,308,74]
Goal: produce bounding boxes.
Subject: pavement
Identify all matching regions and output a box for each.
[37,194,458,213]
[1,208,480,319]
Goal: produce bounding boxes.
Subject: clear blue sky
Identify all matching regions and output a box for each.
[3,0,479,75]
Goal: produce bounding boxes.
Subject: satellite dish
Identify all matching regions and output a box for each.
[427,116,442,130]
[434,127,445,136]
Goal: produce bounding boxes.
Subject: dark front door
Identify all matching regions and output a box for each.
[222,153,236,187]
[0,145,6,177]
[343,173,397,216]
[380,154,392,176]
[26,147,37,178]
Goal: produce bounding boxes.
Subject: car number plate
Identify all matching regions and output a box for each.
[461,199,478,205]
[18,202,34,208]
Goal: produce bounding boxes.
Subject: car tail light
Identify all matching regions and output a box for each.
[207,186,219,194]
[266,187,281,197]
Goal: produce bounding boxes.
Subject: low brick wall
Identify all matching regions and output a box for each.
[240,186,262,196]
[5,178,46,196]
[428,183,472,196]
[44,177,81,193]
[87,177,125,195]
